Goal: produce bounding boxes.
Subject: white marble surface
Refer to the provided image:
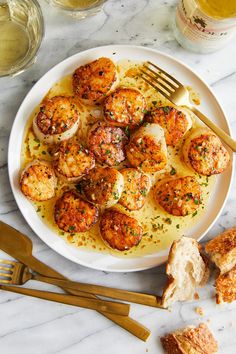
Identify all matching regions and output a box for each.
[0,0,236,353]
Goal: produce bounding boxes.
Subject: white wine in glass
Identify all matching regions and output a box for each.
[46,0,108,18]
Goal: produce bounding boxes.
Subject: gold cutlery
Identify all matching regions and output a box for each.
[0,258,163,308]
[0,282,129,316]
[140,61,236,152]
[0,221,151,341]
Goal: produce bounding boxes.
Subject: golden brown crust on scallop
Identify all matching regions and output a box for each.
[100,209,143,251]
[205,227,236,273]
[52,139,95,182]
[126,133,167,173]
[215,265,236,304]
[54,190,99,233]
[35,96,79,135]
[79,166,123,208]
[187,133,230,176]
[161,323,218,354]
[146,106,190,146]
[20,160,57,202]
[87,122,128,166]
[104,87,146,129]
[119,168,151,210]
[155,176,201,216]
[72,57,117,103]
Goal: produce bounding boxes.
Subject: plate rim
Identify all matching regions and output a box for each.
[8,44,235,272]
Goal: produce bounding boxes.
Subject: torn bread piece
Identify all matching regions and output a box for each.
[215,265,236,304]
[162,237,210,308]
[205,227,236,274]
[161,323,218,354]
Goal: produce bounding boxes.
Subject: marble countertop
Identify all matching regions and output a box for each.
[0,0,236,353]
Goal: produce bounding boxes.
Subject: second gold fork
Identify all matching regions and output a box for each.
[0,259,163,308]
[0,260,129,316]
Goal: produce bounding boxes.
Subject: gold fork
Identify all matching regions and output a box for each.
[0,259,163,308]
[140,61,236,152]
[0,260,129,316]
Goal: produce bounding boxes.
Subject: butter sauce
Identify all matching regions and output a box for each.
[21,59,215,258]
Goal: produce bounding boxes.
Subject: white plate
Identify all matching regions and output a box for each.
[8,45,233,272]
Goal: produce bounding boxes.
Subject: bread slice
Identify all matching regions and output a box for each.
[215,265,236,304]
[161,323,218,354]
[205,227,236,274]
[161,237,210,308]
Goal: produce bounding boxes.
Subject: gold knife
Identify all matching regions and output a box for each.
[0,284,129,315]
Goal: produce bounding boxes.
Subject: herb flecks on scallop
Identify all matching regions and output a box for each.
[33,96,80,145]
[104,87,146,129]
[72,57,119,105]
[119,168,151,211]
[146,106,192,146]
[54,190,99,233]
[126,123,168,173]
[87,122,128,166]
[79,166,124,209]
[100,209,143,251]
[155,176,202,217]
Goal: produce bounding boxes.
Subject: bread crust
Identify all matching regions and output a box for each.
[205,227,236,274]
[215,265,236,304]
[161,323,218,354]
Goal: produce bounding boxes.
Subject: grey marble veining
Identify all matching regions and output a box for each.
[0,0,236,353]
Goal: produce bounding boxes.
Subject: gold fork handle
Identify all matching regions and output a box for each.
[0,284,130,316]
[33,274,162,308]
[190,106,236,152]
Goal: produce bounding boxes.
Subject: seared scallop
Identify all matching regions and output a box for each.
[52,139,95,183]
[100,209,143,251]
[33,96,80,144]
[54,190,99,233]
[87,122,128,166]
[80,166,124,209]
[183,129,230,176]
[20,160,57,202]
[104,87,146,129]
[146,106,192,146]
[155,176,201,216]
[119,168,151,210]
[72,57,118,105]
[126,123,167,173]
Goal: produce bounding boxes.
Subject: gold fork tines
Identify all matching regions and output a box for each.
[140,61,236,152]
[0,259,25,284]
[0,259,14,283]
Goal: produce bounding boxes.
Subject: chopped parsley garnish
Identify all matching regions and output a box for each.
[112,192,119,200]
[163,106,170,114]
[164,218,172,225]
[140,188,147,196]
[170,167,176,175]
